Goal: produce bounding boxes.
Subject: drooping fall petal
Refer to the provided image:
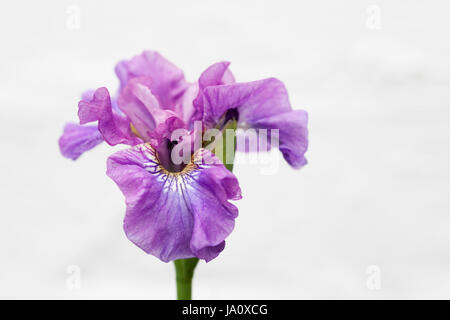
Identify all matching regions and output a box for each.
[58,123,104,160]
[106,144,242,262]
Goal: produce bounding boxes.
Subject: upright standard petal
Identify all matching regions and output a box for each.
[78,87,141,146]
[58,123,104,160]
[106,144,242,262]
[202,78,309,168]
[117,77,186,143]
[192,61,235,122]
[115,51,188,109]
[175,82,199,127]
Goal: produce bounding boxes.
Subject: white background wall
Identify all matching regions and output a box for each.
[1,0,449,299]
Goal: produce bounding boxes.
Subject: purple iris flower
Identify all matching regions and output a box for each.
[58,51,308,263]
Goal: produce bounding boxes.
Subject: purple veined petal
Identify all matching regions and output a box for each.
[81,89,94,101]
[118,77,186,143]
[115,60,128,90]
[82,89,124,115]
[175,82,199,127]
[197,61,235,92]
[202,78,290,125]
[252,110,308,168]
[192,61,235,122]
[106,144,242,263]
[202,78,309,168]
[187,155,241,261]
[114,50,188,109]
[58,123,104,160]
[78,87,142,146]
[117,77,157,140]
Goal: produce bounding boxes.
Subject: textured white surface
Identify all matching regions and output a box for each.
[1,0,450,299]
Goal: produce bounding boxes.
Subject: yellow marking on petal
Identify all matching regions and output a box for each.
[130,123,144,140]
[159,161,198,179]
[141,143,198,178]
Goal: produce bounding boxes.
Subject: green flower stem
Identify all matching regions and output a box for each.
[174,258,199,300]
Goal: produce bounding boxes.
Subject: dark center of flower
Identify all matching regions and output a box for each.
[167,139,178,151]
[155,138,190,174]
[215,108,239,131]
[225,108,239,123]
[143,143,196,178]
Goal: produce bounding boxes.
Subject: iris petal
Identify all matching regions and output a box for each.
[118,77,186,143]
[106,144,242,262]
[202,78,309,168]
[115,50,188,109]
[58,123,104,160]
[78,87,142,146]
[192,61,235,122]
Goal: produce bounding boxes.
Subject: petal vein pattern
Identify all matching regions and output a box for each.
[106,144,242,262]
